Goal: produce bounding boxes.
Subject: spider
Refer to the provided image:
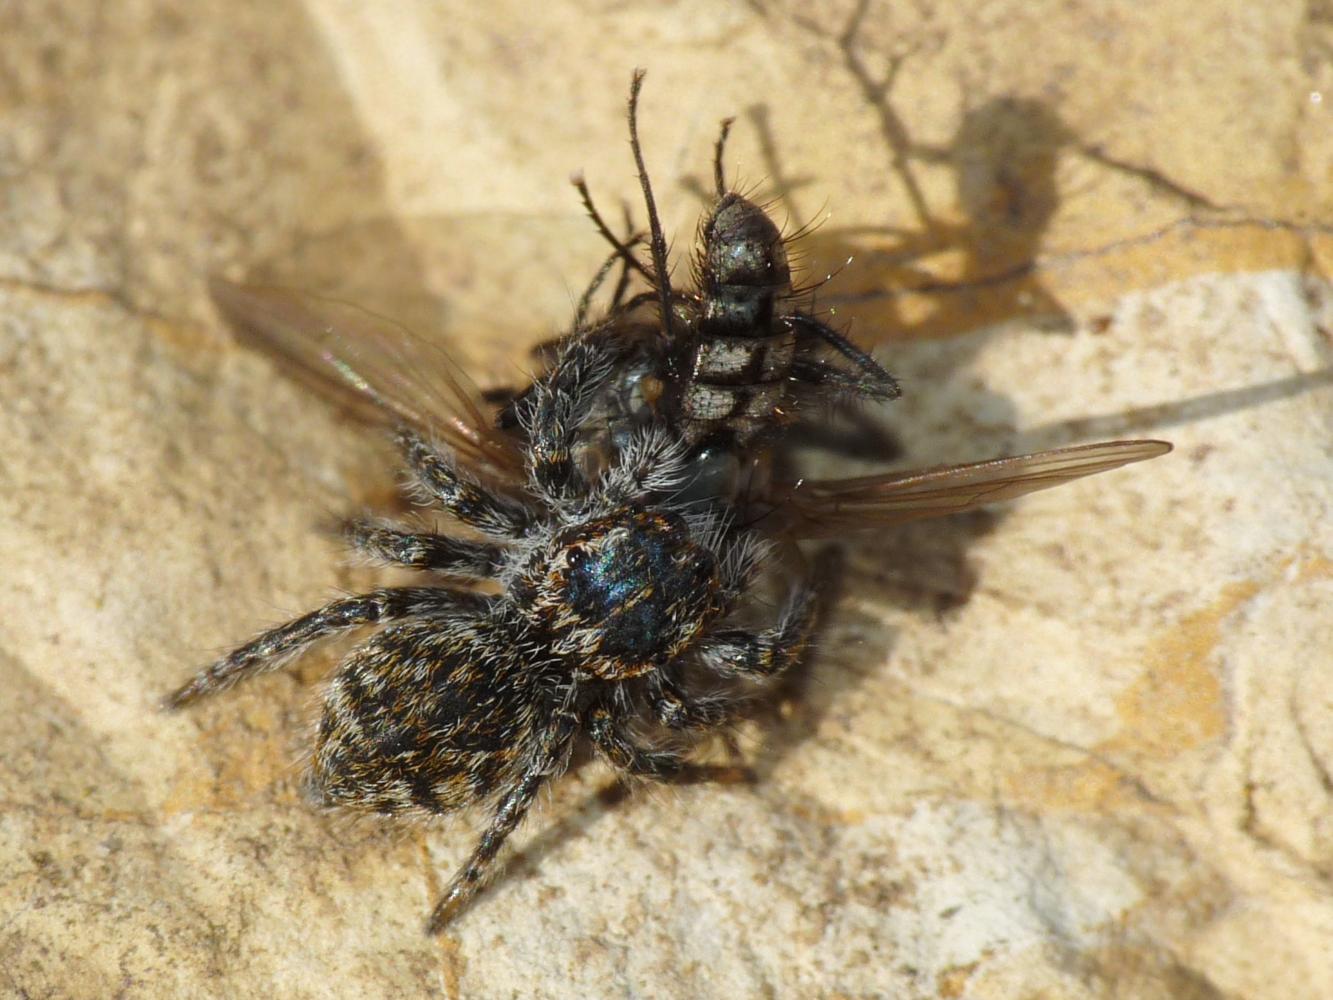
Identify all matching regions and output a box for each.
[183,71,1171,935]
[165,338,816,932]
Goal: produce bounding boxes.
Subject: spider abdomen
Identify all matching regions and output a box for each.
[310,618,541,816]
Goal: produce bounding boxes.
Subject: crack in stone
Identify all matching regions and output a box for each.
[0,275,185,330]
[884,682,1172,811]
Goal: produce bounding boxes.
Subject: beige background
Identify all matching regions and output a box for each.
[2,1,1330,997]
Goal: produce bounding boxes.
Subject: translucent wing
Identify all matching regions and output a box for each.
[209,277,525,479]
[769,440,1172,537]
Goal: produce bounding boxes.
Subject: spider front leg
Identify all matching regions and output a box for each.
[595,425,691,503]
[164,586,482,708]
[522,340,615,503]
[397,428,532,538]
[343,517,505,578]
[698,585,819,680]
[427,719,576,933]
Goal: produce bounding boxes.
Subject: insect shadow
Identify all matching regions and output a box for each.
[778,0,1225,346]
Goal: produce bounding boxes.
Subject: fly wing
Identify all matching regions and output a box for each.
[209,277,526,479]
[769,440,1172,537]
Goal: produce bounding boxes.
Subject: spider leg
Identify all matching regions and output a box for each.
[715,530,768,601]
[522,340,615,503]
[587,702,685,778]
[589,700,753,785]
[698,584,819,679]
[397,428,533,538]
[595,425,691,503]
[647,673,734,731]
[426,720,576,933]
[786,313,901,400]
[343,517,505,578]
[164,587,484,708]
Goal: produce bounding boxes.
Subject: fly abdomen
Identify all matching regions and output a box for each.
[698,193,791,337]
[680,193,797,443]
[682,332,795,441]
[692,330,796,385]
[680,380,788,438]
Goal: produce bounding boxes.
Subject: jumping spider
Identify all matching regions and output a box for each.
[166,339,815,932]
[181,72,1171,935]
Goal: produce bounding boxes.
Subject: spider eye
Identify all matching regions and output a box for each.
[567,547,590,570]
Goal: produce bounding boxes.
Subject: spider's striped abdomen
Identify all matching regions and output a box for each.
[309,615,542,817]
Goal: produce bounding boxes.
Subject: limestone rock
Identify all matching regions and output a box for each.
[2,2,1329,997]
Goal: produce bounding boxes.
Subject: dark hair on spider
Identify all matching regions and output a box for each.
[183,72,1171,940]
[165,337,818,933]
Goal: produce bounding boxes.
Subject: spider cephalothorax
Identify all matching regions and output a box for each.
[166,338,816,932]
[524,507,726,679]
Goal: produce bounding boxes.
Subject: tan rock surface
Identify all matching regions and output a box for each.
[1,1,1329,997]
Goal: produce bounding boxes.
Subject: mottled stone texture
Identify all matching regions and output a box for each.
[1,1,1329,997]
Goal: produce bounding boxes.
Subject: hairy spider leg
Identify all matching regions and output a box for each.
[343,518,505,577]
[587,697,755,786]
[521,341,615,504]
[587,701,687,778]
[426,715,578,934]
[647,673,732,730]
[164,587,481,709]
[697,586,819,678]
[396,429,533,538]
